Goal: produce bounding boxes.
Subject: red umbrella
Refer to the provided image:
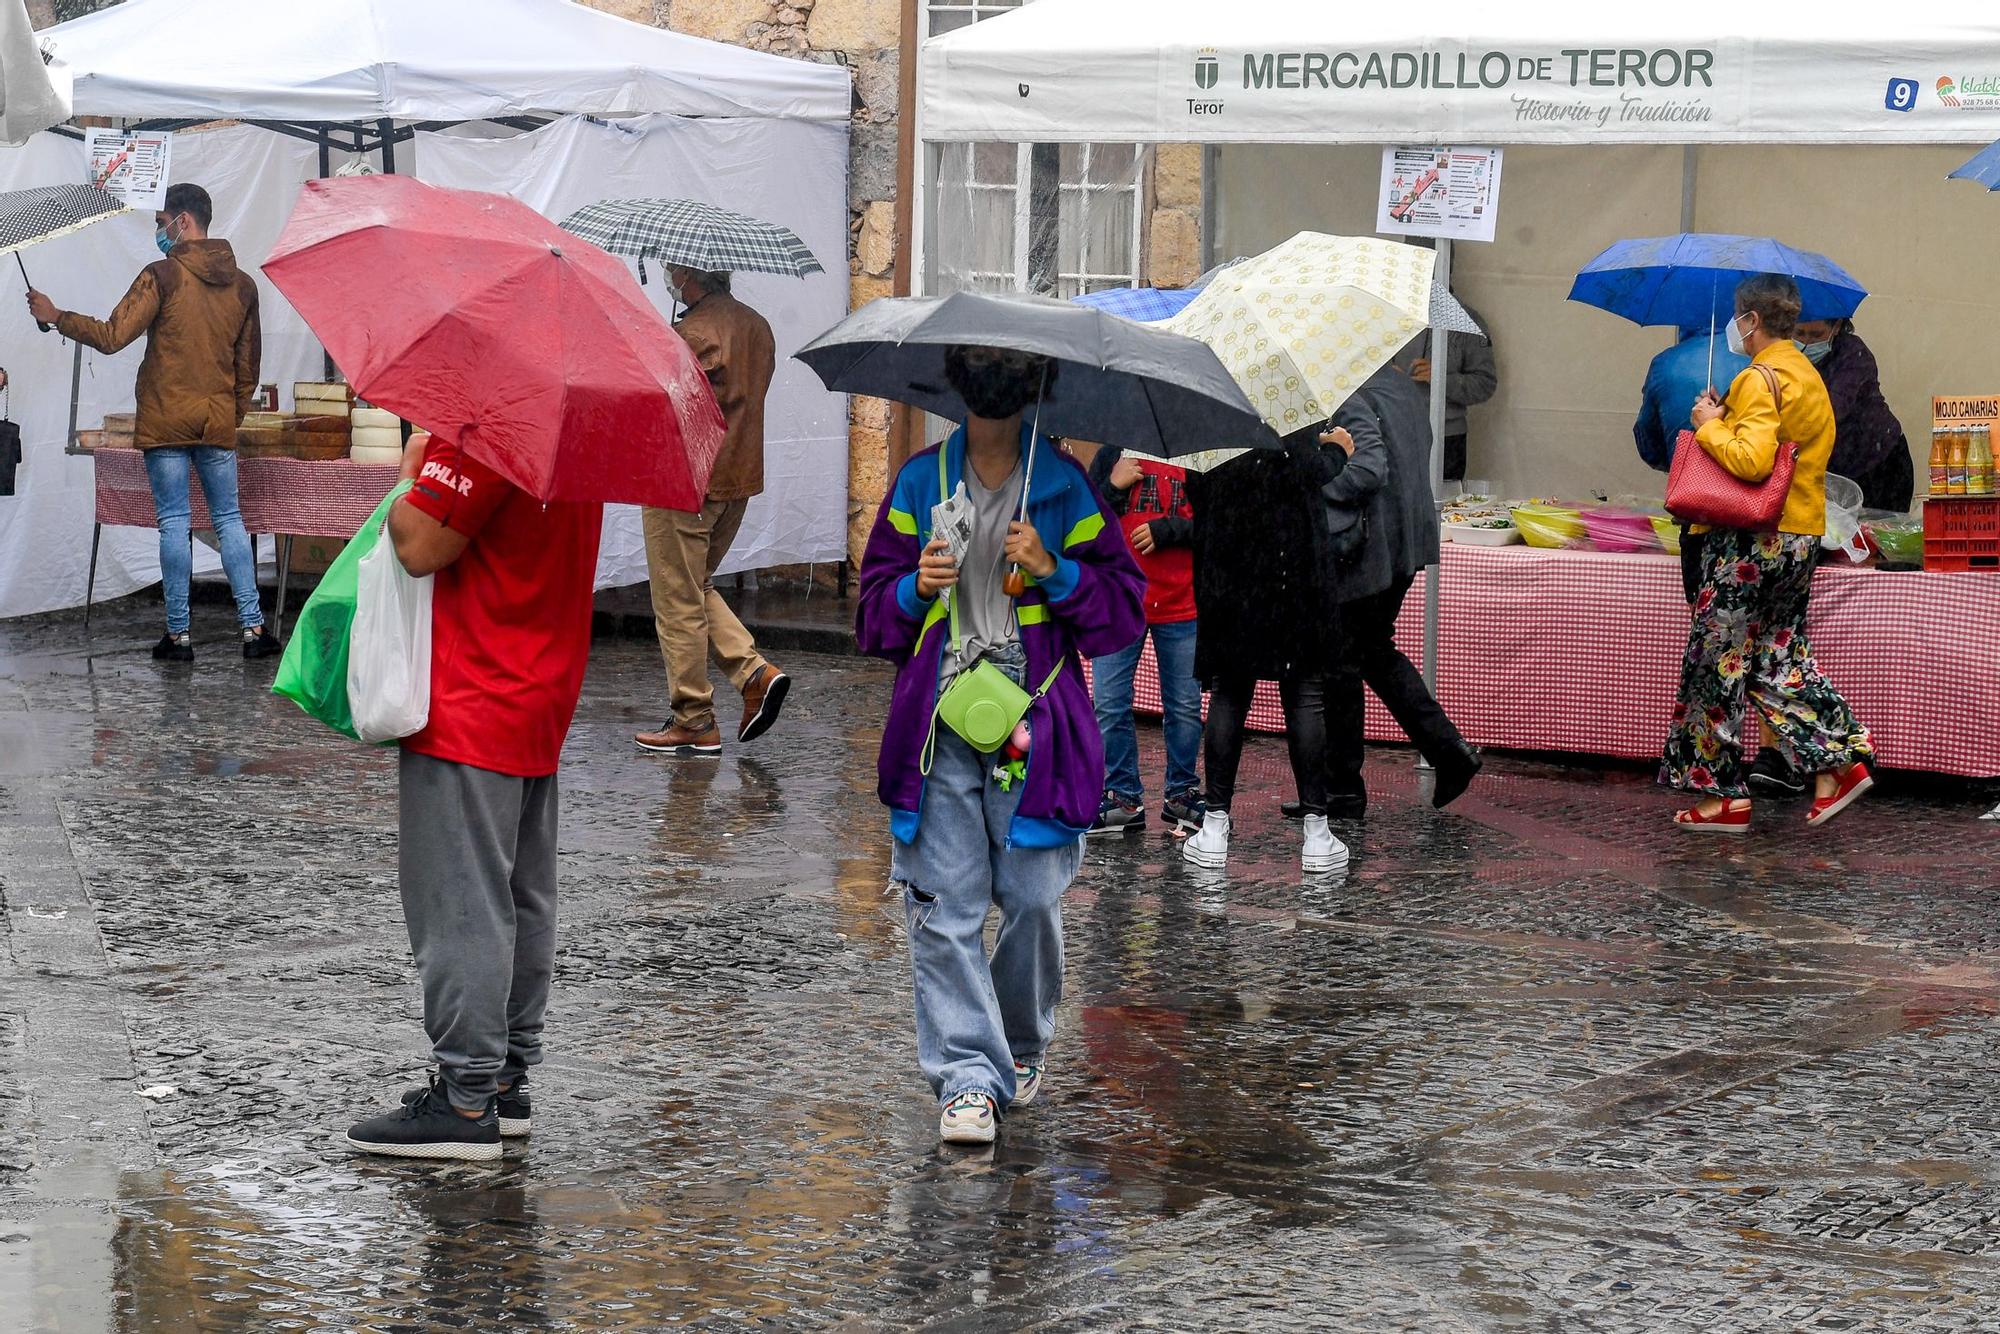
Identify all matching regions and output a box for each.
[264,175,725,511]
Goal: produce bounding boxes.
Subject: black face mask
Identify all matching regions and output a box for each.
[947,357,1044,421]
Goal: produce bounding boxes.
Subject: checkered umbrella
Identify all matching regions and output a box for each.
[559,198,822,279]
[0,183,130,257]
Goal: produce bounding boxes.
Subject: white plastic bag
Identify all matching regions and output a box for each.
[347,521,434,743]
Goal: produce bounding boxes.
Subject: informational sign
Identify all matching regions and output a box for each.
[84,129,173,211]
[1377,145,1503,243]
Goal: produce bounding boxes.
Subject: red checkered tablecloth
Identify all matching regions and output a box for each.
[92,448,402,539]
[1108,542,2000,779]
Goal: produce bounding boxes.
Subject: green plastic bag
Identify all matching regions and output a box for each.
[272,481,413,741]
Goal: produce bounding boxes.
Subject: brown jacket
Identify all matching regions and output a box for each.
[59,239,261,449]
[674,290,775,502]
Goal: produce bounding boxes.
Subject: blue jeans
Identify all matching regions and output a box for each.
[891,730,1082,1107]
[144,447,263,635]
[1090,619,1200,803]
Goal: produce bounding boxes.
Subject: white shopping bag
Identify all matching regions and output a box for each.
[347,521,434,743]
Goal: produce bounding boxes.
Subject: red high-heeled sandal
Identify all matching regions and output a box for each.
[1674,798,1751,834]
[1807,763,1873,828]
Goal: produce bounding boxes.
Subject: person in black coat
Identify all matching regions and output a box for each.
[1181,429,1350,875]
[1793,319,1913,512]
[1304,368,1481,816]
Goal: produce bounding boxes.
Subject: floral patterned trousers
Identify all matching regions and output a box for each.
[1661,530,1872,799]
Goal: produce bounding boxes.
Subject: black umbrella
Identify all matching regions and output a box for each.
[794,290,1275,458]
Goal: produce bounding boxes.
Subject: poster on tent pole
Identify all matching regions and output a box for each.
[84,129,173,211]
[1376,146,1503,243]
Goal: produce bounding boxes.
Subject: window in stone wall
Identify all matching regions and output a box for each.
[926,0,1025,37]
[931,141,1146,299]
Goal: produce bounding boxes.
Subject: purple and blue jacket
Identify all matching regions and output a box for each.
[858,425,1146,849]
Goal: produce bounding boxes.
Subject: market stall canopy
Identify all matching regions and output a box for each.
[920,0,2000,144]
[38,0,850,125]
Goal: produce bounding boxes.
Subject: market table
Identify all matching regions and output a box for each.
[87,447,402,634]
[1115,541,2000,780]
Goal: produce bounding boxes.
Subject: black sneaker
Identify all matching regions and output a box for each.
[1089,791,1145,836]
[1162,788,1207,832]
[1749,747,1806,796]
[349,1077,500,1161]
[1431,742,1483,810]
[242,625,285,660]
[402,1075,530,1138]
[151,632,194,662]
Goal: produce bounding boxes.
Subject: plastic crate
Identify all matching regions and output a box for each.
[1923,496,2000,571]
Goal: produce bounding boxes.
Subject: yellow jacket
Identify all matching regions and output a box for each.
[1693,340,1834,536]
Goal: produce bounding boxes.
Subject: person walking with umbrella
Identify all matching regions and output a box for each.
[856,343,1144,1145]
[28,183,281,661]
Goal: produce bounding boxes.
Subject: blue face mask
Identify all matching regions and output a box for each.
[155,217,179,255]
[1798,339,1833,365]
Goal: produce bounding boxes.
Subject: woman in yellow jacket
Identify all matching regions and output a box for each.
[1662,273,1874,833]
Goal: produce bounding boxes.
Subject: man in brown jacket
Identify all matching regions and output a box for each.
[634,267,789,757]
[30,183,279,662]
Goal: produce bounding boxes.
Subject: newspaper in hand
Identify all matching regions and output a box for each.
[930,481,973,568]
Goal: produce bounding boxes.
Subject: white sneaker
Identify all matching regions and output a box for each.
[1011,1060,1044,1108]
[939,1090,997,1144]
[1301,814,1349,874]
[1182,810,1231,869]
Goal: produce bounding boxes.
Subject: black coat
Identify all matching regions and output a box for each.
[1188,442,1341,685]
[1816,330,1914,511]
[1315,367,1443,603]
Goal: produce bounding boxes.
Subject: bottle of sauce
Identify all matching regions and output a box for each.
[1972,425,1996,496]
[1948,427,1970,496]
[1931,426,1951,496]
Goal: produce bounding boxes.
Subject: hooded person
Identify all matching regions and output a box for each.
[29,183,279,662]
[857,343,1144,1147]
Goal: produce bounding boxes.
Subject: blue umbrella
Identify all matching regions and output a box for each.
[1568,233,1868,330]
[1949,140,2000,190]
[1070,284,1198,322]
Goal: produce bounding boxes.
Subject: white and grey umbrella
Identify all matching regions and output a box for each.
[796,290,1274,459]
[0,183,130,328]
[559,198,823,280]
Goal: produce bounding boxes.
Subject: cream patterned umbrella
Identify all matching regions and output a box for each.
[1164,233,1434,436]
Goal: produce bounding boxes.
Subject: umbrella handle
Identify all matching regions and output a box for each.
[1004,364,1050,599]
[16,253,51,334]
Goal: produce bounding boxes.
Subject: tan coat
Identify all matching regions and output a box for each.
[673,290,774,502]
[59,239,261,449]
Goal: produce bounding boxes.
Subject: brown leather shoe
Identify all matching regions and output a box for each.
[634,722,721,756]
[738,664,790,744]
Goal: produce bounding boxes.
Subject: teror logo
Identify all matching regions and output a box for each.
[1938,76,1961,108]
[1194,49,1220,90]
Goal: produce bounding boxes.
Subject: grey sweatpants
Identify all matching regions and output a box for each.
[399,749,560,1113]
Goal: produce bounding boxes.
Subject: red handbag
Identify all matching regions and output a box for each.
[1666,363,1799,530]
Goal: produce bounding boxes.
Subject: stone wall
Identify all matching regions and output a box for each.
[587,0,900,567]
[1147,143,1204,289]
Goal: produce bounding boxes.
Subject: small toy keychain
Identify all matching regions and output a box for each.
[991,719,1032,791]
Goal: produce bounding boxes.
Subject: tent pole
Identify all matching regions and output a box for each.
[1421,238,1453,776]
[319,126,335,381]
[379,119,396,175]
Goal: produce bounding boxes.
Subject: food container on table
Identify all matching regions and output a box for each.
[74,428,108,451]
[350,423,403,453]
[1581,507,1661,553]
[349,443,403,466]
[1510,502,1586,549]
[294,381,353,415]
[1649,515,1682,555]
[1446,522,1522,547]
[1866,516,1925,568]
[236,426,288,455]
[351,406,401,431]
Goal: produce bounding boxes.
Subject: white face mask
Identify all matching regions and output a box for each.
[1725,313,1752,357]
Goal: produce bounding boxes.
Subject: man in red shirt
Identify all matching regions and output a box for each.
[345,432,603,1161]
[1085,446,1203,835]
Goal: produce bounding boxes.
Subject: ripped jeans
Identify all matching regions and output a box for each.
[891,728,1082,1108]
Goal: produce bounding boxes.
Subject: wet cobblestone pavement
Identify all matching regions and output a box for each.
[3,600,1999,1331]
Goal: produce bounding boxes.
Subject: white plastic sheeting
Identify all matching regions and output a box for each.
[0,124,338,620]
[41,0,850,124]
[414,114,851,583]
[1,0,67,146]
[920,0,2000,145]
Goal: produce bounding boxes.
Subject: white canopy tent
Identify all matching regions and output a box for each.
[0,0,851,621]
[921,0,2000,145]
[43,0,850,125]
[916,0,2000,709]
[1,0,67,145]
